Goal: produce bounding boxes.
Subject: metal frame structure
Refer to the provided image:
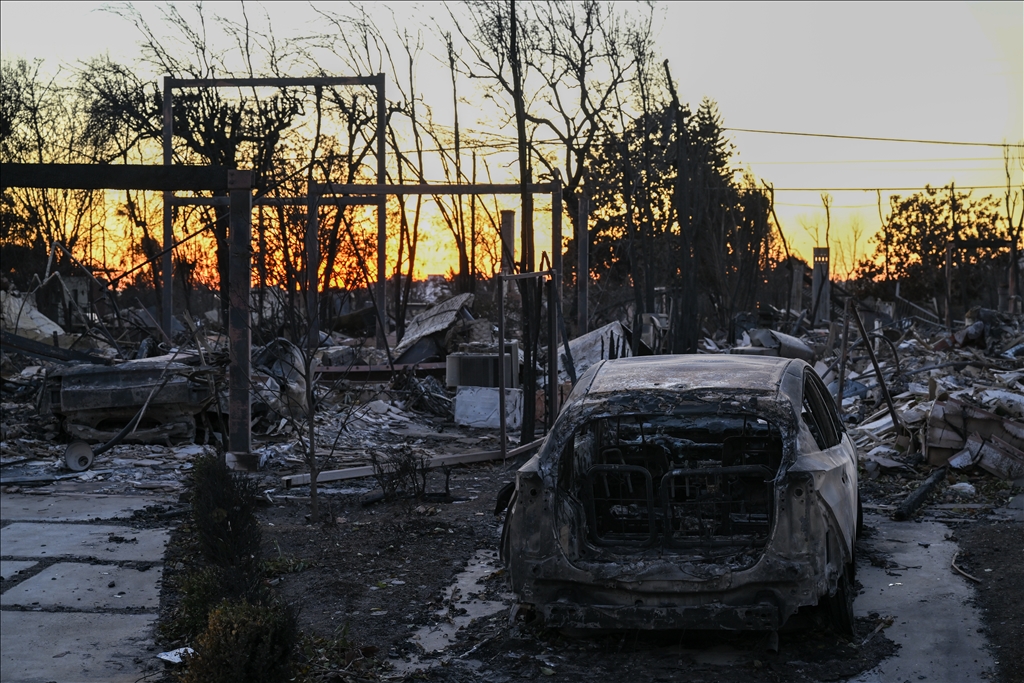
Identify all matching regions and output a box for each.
[495,269,574,460]
[160,75,387,343]
[161,76,570,350]
[0,162,255,461]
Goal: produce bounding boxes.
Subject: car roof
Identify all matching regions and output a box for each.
[585,354,800,398]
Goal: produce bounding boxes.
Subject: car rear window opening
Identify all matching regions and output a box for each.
[566,413,783,564]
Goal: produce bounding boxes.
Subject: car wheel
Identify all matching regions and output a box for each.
[825,561,856,637]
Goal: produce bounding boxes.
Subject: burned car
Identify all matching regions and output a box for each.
[44,354,217,446]
[501,355,859,634]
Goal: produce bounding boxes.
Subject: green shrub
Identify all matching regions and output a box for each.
[191,452,263,572]
[180,599,296,683]
[167,566,226,640]
[166,564,269,640]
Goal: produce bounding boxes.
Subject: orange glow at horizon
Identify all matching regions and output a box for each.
[76,193,558,292]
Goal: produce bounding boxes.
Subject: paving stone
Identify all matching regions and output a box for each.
[0,560,37,581]
[1,562,161,610]
[0,611,156,683]
[1,493,171,522]
[0,523,168,562]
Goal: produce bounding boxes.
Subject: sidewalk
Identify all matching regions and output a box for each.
[0,488,172,683]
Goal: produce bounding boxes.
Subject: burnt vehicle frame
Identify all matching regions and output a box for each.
[500,355,859,634]
[43,355,219,446]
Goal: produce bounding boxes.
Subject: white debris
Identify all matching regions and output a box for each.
[156,647,195,664]
[453,386,523,429]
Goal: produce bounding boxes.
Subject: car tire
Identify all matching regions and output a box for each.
[825,561,856,637]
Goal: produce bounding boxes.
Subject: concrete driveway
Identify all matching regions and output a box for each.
[0,488,172,683]
[845,514,995,682]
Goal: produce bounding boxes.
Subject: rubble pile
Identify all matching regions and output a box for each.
[4,278,1021,526]
[718,303,1024,522]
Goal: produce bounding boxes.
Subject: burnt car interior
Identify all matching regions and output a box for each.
[800,370,843,451]
[558,410,785,567]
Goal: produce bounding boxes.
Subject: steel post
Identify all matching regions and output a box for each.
[161,77,174,339]
[227,174,253,462]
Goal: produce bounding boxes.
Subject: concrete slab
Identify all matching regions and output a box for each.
[1,493,171,522]
[1,562,161,610]
[0,611,155,683]
[844,514,995,682]
[0,523,168,562]
[0,560,36,581]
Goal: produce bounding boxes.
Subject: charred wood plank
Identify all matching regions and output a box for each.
[1,331,113,365]
[893,467,946,521]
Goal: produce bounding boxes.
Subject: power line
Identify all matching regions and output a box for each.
[743,157,1005,165]
[725,128,1023,148]
[776,202,878,209]
[771,185,1007,192]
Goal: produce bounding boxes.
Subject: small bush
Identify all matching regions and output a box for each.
[180,599,296,683]
[191,452,263,572]
[167,565,270,641]
[168,566,226,640]
[370,445,429,500]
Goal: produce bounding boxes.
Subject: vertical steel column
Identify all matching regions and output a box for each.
[944,243,954,332]
[551,180,562,280]
[500,210,515,274]
[498,274,506,461]
[227,171,253,461]
[375,74,387,348]
[306,183,319,348]
[161,77,174,338]
[547,273,558,427]
[549,181,562,431]
[1011,240,1019,315]
[577,195,589,335]
[789,259,804,314]
[836,297,851,413]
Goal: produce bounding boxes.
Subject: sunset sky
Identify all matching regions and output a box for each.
[2,1,1021,277]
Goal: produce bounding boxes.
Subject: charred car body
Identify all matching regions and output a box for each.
[44,355,217,446]
[501,355,858,633]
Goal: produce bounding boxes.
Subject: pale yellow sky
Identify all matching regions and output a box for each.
[2,1,1021,273]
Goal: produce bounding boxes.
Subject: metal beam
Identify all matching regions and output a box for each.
[167,75,383,89]
[0,163,234,191]
[168,196,380,207]
[312,182,559,196]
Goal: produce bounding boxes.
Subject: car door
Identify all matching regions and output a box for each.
[793,369,858,557]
